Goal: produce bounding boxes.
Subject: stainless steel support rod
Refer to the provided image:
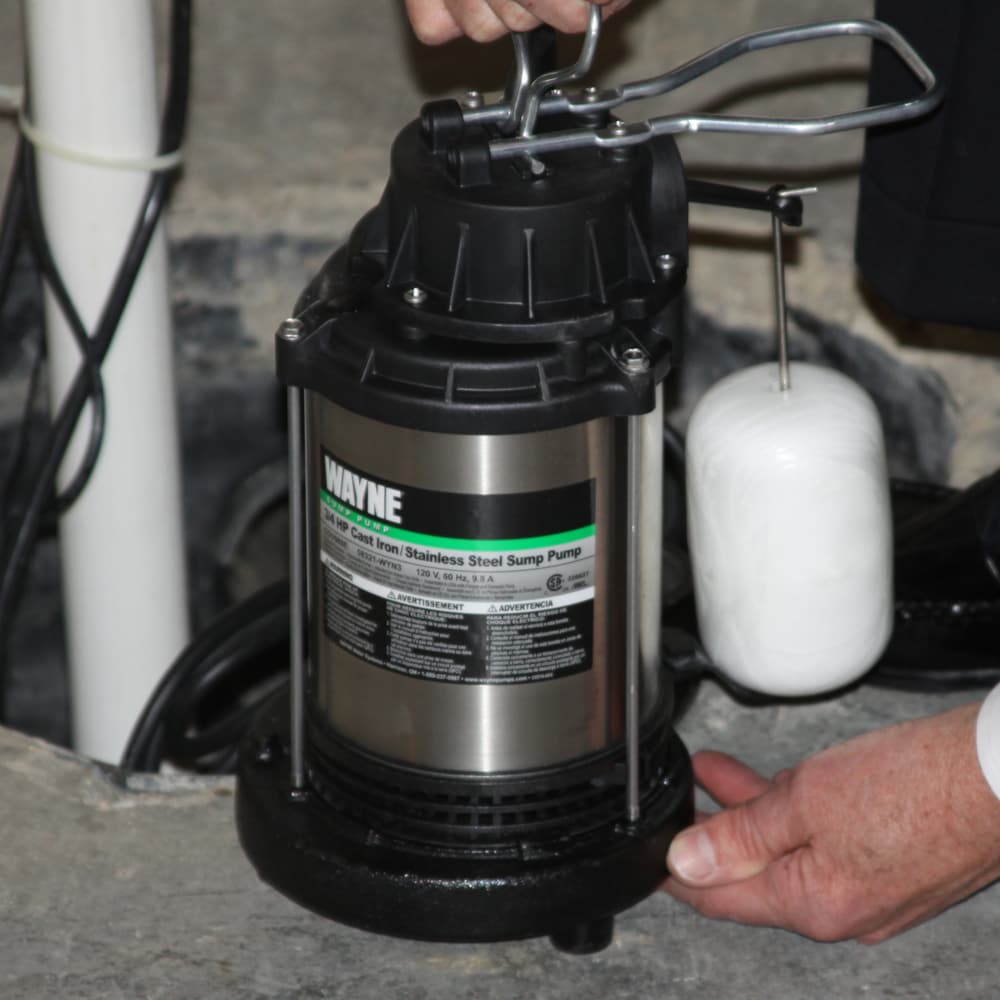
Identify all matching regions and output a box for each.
[303,399,314,625]
[287,384,307,790]
[772,211,790,392]
[625,413,643,822]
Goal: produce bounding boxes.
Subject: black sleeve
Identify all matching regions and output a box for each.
[856,0,1000,331]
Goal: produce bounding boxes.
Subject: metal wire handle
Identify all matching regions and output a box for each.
[466,17,943,160]
[508,4,602,137]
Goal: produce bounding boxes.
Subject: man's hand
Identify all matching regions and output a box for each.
[404,0,633,45]
[664,703,1000,942]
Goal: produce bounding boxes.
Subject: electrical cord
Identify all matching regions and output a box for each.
[19,137,108,515]
[121,581,288,773]
[161,625,288,771]
[0,142,33,536]
[0,140,107,543]
[0,140,24,307]
[0,0,192,721]
[0,340,44,549]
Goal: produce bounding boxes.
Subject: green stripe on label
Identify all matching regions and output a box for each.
[321,491,595,551]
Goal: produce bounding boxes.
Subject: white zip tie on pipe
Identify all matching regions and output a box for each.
[2,83,182,172]
[18,108,184,171]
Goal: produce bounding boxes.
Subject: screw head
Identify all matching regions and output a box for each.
[462,90,484,110]
[654,252,678,274]
[619,345,650,374]
[403,286,428,306]
[583,85,600,103]
[609,119,629,137]
[549,88,564,98]
[253,734,281,766]
[278,317,303,341]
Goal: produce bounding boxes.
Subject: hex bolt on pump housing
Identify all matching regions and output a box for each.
[235,13,941,951]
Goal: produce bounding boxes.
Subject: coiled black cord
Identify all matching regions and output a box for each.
[121,581,288,773]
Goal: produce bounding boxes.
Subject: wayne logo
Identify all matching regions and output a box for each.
[323,455,403,525]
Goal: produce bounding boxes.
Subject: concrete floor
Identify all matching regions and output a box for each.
[3,682,998,1000]
[1,2,999,997]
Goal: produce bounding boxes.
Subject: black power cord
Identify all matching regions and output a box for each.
[0,143,36,536]
[19,136,108,515]
[0,0,193,721]
[0,137,102,545]
[121,581,288,773]
[0,142,24,310]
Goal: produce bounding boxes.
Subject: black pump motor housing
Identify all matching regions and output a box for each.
[236,98,694,950]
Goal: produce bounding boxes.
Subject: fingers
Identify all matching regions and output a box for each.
[405,0,463,44]
[666,751,779,884]
[486,0,544,34]
[666,708,1000,943]
[444,0,518,42]
[521,0,604,34]
[525,0,634,34]
[665,846,860,941]
[667,770,805,888]
[407,0,632,45]
[405,0,514,44]
[663,867,787,929]
[409,0,545,44]
[693,750,771,807]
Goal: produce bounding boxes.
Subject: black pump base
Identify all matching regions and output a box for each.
[236,693,693,949]
[549,917,616,955]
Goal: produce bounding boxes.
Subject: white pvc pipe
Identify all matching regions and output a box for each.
[23,0,189,762]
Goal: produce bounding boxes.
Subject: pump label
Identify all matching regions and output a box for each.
[318,449,595,684]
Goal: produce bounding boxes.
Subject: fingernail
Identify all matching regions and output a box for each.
[667,828,717,884]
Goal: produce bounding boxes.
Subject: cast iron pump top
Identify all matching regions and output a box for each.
[280,12,940,421]
[240,11,942,953]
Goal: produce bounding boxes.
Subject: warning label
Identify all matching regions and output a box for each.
[319,450,595,685]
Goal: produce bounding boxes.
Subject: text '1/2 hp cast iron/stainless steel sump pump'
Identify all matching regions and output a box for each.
[235,12,941,951]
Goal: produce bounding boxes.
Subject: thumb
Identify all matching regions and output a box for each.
[667,782,803,888]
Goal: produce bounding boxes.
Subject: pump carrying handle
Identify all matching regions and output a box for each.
[507,4,602,138]
[465,15,943,161]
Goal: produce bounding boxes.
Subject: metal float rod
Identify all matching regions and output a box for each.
[772,210,791,392]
